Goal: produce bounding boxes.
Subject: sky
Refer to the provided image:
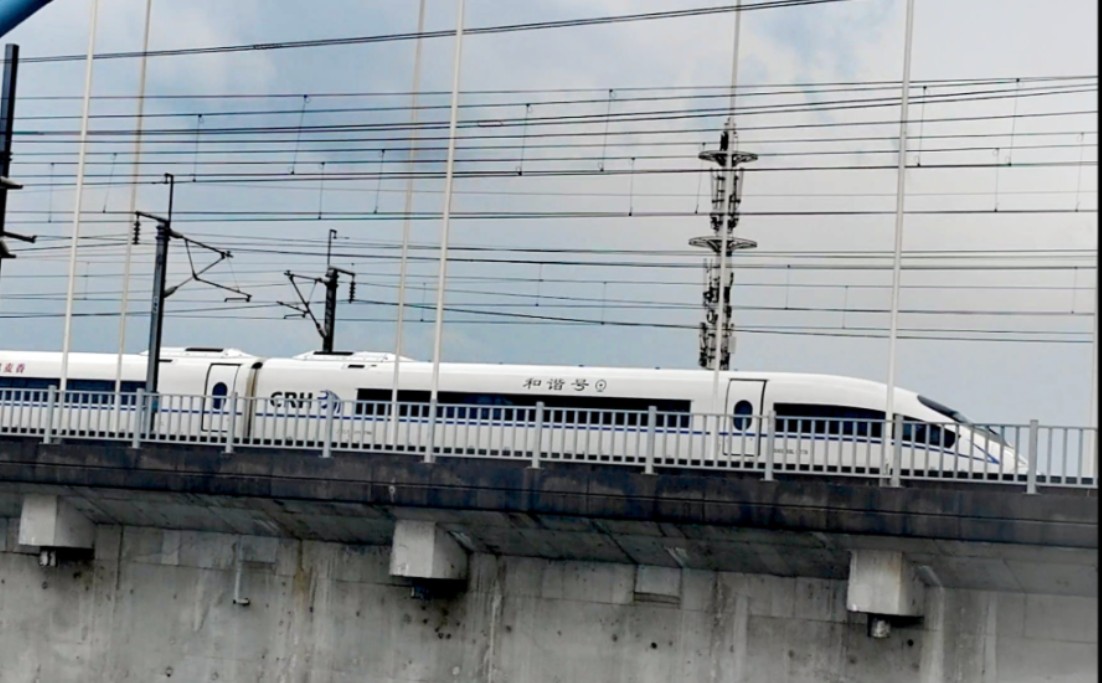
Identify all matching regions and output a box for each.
[0,0,1097,427]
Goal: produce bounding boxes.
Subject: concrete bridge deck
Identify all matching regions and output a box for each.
[0,436,1096,682]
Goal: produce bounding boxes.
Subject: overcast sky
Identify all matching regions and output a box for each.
[0,0,1097,426]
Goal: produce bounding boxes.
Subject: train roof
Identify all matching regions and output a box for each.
[261,353,899,391]
[0,349,911,398]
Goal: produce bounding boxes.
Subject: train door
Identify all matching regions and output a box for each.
[725,379,767,458]
[202,363,240,432]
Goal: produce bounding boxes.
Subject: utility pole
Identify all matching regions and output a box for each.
[321,267,352,353]
[280,264,356,354]
[0,43,35,283]
[135,173,248,396]
[278,228,356,353]
[139,173,175,396]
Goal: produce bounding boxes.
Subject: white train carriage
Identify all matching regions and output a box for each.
[0,347,260,440]
[249,351,708,458]
[147,347,261,441]
[0,346,1022,474]
[757,373,1020,474]
[248,350,1022,474]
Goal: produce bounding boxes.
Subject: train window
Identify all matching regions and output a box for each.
[0,377,55,403]
[774,403,885,438]
[487,393,690,427]
[917,395,972,424]
[211,382,228,410]
[900,420,956,449]
[0,378,142,405]
[351,387,691,427]
[918,396,1006,447]
[438,393,524,421]
[354,389,430,417]
[68,379,145,406]
[732,400,754,431]
[119,381,144,405]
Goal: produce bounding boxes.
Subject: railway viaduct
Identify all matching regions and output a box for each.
[0,437,1096,682]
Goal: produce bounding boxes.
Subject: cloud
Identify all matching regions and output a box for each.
[0,0,1095,425]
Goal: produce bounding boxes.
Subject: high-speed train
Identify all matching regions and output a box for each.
[0,347,1023,474]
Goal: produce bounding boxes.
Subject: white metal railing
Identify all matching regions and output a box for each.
[0,389,1096,492]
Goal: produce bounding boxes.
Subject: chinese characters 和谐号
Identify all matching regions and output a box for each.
[523,377,608,392]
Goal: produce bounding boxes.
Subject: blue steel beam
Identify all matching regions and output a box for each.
[0,0,54,37]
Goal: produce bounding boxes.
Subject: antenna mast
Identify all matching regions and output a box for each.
[693,0,756,374]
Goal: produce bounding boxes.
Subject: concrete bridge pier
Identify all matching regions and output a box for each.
[847,549,926,638]
[16,493,94,567]
[0,522,1096,683]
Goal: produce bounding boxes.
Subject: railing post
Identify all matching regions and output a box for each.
[224,392,239,455]
[764,411,776,482]
[129,388,143,449]
[530,401,544,469]
[890,414,903,487]
[42,386,57,445]
[1026,418,1039,495]
[148,392,160,440]
[1093,429,1099,491]
[424,399,437,464]
[644,405,657,475]
[709,412,720,462]
[321,396,335,459]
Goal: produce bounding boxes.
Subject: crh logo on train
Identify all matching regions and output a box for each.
[269,390,341,411]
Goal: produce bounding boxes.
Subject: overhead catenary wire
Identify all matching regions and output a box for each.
[16,73,1098,102]
[14,109,1096,162]
[6,2,1093,365]
[16,0,851,65]
[15,86,1097,140]
[0,303,1088,346]
[19,140,1097,170]
[13,77,1096,124]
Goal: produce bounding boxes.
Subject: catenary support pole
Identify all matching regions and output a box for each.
[884,0,916,436]
[143,174,174,397]
[113,0,154,398]
[0,43,20,292]
[144,226,169,394]
[428,0,466,406]
[389,0,427,444]
[59,0,100,393]
[322,268,339,353]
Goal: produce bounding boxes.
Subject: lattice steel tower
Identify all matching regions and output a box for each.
[690,118,757,370]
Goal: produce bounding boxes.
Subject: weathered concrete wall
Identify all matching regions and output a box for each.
[0,521,1095,683]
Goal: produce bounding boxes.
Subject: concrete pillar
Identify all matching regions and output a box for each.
[389,520,468,581]
[846,549,925,617]
[18,494,95,550]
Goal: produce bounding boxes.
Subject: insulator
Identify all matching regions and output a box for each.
[132,220,141,245]
[348,279,356,302]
